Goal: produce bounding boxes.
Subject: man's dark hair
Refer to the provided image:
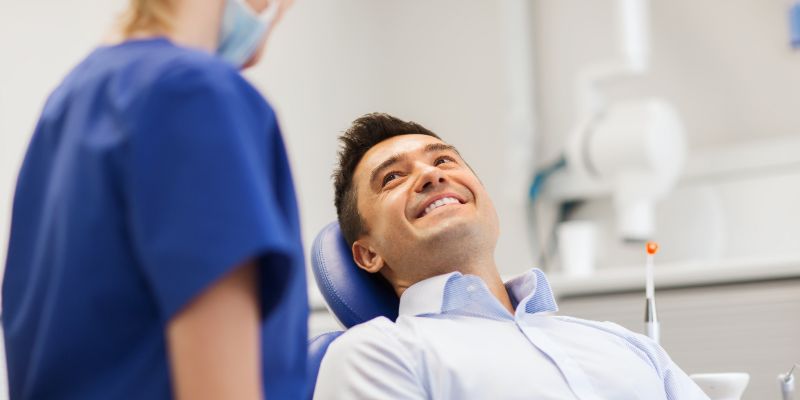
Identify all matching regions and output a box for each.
[333,113,440,247]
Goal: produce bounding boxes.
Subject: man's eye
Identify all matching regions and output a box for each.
[382,172,400,187]
[434,157,454,166]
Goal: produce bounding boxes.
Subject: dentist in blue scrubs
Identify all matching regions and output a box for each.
[2,0,307,399]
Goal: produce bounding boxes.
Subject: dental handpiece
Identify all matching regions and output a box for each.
[644,242,659,344]
[780,364,797,400]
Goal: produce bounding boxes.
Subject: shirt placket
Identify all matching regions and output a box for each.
[517,315,602,400]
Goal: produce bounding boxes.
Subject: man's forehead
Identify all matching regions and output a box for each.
[360,134,448,169]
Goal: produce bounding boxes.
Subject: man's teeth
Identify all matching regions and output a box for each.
[423,197,460,216]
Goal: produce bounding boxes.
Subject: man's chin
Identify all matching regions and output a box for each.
[416,217,480,244]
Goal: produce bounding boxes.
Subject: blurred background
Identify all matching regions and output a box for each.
[1,0,799,398]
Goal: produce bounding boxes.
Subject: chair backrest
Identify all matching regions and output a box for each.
[306,222,399,399]
[310,221,399,328]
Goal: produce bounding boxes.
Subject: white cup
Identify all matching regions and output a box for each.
[556,220,596,277]
[690,373,750,400]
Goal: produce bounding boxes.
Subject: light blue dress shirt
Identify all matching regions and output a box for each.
[315,268,708,399]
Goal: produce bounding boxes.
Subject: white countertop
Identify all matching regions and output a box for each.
[548,257,800,298]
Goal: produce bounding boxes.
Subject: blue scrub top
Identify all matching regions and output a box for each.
[2,38,308,399]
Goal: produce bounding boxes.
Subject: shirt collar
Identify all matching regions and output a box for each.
[398,268,559,318]
[398,271,457,317]
[505,268,559,317]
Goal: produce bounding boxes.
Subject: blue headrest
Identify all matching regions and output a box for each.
[311,222,399,328]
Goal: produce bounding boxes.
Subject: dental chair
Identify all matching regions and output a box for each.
[306,222,399,399]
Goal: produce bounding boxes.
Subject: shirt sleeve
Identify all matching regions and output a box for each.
[127,62,297,322]
[313,318,426,400]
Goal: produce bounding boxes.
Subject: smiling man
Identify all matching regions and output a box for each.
[314,113,708,400]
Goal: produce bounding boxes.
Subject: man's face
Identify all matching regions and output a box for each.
[351,134,499,287]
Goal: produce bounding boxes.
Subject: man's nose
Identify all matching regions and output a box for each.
[414,164,446,193]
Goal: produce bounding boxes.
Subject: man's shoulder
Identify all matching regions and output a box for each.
[329,317,401,351]
[321,316,424,373]
[345,316,398,334]
[316,318,430,399]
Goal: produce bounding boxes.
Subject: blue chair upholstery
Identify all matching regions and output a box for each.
[310,221,398,328]
[305,331,343,400]
[306,222,399,399]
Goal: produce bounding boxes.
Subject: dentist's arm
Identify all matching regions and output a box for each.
[167,261,262,400]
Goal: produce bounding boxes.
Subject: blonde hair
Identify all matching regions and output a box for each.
[118,0,175,37]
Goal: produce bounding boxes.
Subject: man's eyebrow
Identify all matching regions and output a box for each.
[424,143,460,155]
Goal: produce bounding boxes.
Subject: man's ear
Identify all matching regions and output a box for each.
[351,239,385,274]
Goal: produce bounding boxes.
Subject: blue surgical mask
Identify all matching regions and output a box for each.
[217,0,280,68]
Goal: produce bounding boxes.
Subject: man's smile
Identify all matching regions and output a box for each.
[413,192,467,220]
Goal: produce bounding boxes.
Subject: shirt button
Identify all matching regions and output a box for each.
[466,285,477,292]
